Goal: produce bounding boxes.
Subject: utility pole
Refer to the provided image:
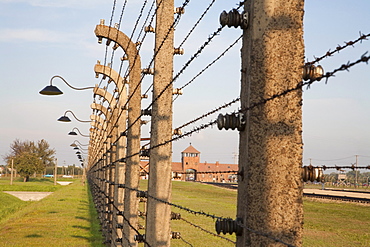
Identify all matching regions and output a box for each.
[238,1,305,246]
[10,159,14,185]
[355,155,358,188]
[54,158,57,186]
[145,0,174,246]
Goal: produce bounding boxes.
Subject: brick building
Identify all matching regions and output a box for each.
[140,144,238,182]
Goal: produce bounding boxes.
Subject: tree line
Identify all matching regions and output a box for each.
[2,139,56,182]
[325,171,370,185]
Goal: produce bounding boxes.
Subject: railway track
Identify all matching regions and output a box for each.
[303,193,370,204]
[202,182,370,204]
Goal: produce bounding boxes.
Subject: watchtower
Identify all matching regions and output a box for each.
[181,144,200,181]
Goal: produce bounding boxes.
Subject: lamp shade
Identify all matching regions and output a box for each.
[58,116,71,122]
[39,85,63,95]
[68,131,77,135]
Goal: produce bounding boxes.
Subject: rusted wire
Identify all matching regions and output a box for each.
[181,217,236,244]
[175,97,240,130]
[177,0,217,49]
[306,32,370,65]
[99,0,118,88]
[180,236,194,247]
[320,165,370,171]
[178,35,242,92]
[242,52,370,113]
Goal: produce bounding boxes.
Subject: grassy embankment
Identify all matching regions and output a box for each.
[0,177,104,247]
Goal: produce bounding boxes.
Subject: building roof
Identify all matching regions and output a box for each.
[181,144,200,154]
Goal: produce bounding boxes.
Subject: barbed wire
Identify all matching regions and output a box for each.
[90,181,148,246]
[180,236,193,247]
[103,51,370,171]
[109,24,233,150]
[181,217,236,244]
[112,202,151,246]
[147,26,225,112]
[98,0,117,88]
[106,0,129,76]
[177,0,217,49]
[242,52,370,113]
[175,97,240,130]
[89,176,296,247]
[113,182,225,220]
[95,0,171,150]
[177,35,242,93]
[93,1,238,162]
[319,165,370,171]
[99,0,151,107]
[306,31,370,65]
[90,0,160,158]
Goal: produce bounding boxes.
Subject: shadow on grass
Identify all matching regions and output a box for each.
[72,225,90,231]
[86,184,105,246]
[25,234,43,238]
[75,216,89,221]
[71,235,90,240]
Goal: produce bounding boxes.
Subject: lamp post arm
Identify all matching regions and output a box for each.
[72,127,90,137]
[51,75,95,91]
[64,110,91,123]
[71,140,89,146]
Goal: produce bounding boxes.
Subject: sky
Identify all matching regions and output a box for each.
[0,0,369,172]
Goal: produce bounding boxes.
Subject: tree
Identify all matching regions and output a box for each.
[13,152,44,182]
[35,139,55,167]
[3,139,56,182]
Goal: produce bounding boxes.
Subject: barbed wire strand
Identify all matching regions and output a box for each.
[90,177,296,247]
[98,0,117,88]
[104,51,370,170]
[94,0,196,158]
[175,97,240,130]
[181,217,236,244]
[180,236,194,247]
[178,35,242,92]
[306,31,370,65]
[110,24,230,149]
[177,0,216,49]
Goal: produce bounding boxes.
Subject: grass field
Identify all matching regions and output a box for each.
[1,178,369,246]
[303,199,370,247]
[0,177,60,192]
[0,178,104,247]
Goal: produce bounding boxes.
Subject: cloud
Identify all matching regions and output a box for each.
[0,0,106,8]
[0,28,82,43]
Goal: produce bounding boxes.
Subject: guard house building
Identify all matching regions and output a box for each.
[140,144,238,182]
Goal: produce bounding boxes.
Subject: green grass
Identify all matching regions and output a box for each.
[1,178,369,246]
[141,181,370,247]
[0,177,60,192]
[0,180,104,247]
[303,199,370,247]
[0,192,32,224]
[138,181,237,246]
